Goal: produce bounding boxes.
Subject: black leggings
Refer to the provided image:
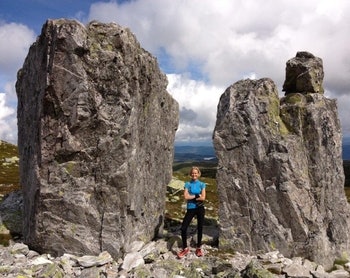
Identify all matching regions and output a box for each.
[180,206,205,248]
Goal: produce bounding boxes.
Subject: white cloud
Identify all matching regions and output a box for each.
[0,22,36,144]
[3,80,17,105]
[88,0,350,138]
[167,74,224,144]
[0,22,36,77]
[0,93,14,119]
[0,93,16,143]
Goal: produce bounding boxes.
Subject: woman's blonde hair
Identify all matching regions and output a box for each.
[189,166,201,177]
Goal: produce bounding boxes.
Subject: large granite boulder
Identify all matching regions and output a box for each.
[16,19,179,258]
[213,52,350,268]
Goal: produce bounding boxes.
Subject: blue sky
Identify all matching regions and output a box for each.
[1,0,95,33]
[1,0,350,145]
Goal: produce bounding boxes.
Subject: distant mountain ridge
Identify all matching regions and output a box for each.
[174,145,217,162]
[175,143,350,161]
[344,144,350,160]
[343,136,350,160]
[1,139,350,160]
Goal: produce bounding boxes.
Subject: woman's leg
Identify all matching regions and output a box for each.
[196,207,205,247]
[180,209,196,248]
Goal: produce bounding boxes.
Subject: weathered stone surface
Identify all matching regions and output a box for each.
[16,19,179,258]
[283,259,313,278]
[2,240,350,277]
[241,259,275,278]
[213,52,350,268]
[121,252,145,272]
[283,51,324,94]
[76,250,113,267]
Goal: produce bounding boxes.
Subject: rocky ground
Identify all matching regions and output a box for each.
[2,182,350,277]
[1,224,350,278]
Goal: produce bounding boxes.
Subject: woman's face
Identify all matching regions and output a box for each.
[190,169,199,181]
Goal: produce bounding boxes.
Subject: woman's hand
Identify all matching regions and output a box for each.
[196,189,206,201]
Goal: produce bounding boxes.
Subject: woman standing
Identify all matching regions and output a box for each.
[177,166,206,258]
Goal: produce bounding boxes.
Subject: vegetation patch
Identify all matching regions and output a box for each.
[283,93,306,105]
[0,140,20,198]
[0,224,11,246]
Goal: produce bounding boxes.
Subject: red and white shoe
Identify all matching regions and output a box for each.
[177,247,190,259]
[195,248,203,257]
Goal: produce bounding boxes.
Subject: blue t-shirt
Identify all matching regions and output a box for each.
[185,179,206,209]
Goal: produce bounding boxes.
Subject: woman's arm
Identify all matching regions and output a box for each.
[196,188,206,201]
[184,188,196,200]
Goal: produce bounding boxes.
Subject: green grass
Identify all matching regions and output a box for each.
[0,140,20,197]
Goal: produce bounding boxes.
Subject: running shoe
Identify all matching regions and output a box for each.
[195,248,203,257]
[177,247,190,259]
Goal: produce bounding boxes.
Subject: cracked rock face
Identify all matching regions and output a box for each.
[213,52,350,269]
[16,19,179,258]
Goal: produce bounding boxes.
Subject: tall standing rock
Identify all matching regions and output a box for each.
[16,19,179,258]
[213,51,350,268]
